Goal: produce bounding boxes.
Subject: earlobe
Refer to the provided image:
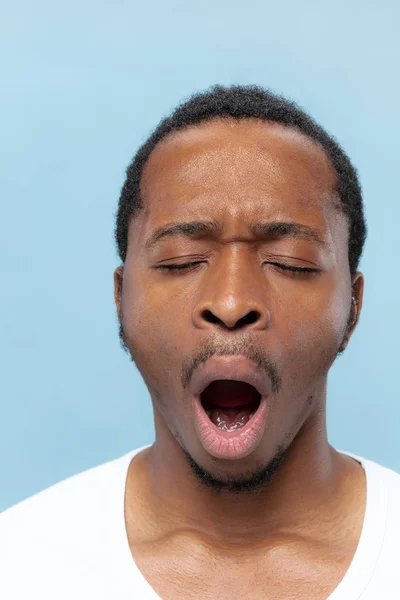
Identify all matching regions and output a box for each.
[337,272,364,355]
[350,295,358,328]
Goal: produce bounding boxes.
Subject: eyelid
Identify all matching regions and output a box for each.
[156,261,204,271]
[155,261,318,274]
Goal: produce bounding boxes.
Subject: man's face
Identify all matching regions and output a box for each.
[115,118,363,485]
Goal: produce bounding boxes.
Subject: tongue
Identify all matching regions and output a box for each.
[201,380,260,431]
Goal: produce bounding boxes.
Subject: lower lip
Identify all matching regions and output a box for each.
[193,395,268,460]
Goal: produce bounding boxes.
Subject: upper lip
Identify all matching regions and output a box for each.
[190,355,271,397]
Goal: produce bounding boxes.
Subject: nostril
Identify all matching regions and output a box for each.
[202,309,220,324]
[237,311,260,327]
[201,309,261,329]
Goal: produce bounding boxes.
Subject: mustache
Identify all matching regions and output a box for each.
[180,336,282,395]
[119,317,282,395]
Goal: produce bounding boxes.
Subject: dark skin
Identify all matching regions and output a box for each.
[114,118,366,599]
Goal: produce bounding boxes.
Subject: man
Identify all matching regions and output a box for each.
[1,85,399,599]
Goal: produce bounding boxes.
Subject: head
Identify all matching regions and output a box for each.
[114,85,366,493]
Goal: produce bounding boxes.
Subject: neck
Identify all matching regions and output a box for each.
[128,403,360,547]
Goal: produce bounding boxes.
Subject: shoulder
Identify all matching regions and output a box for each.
[1,450,133,532]
[343,448,400,504]
[0,448,139,599]
[364,456,400,521]
[356,454,400,588]
[353,452,400,498]
[344,452,400,540]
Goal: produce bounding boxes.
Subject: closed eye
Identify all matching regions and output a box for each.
[155,261,205,272]
[155,262,318,276]
[266,263,318,276]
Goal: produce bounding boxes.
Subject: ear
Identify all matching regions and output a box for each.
[114,266,124,320]
[338,272,364,353]
[348,272,364,335]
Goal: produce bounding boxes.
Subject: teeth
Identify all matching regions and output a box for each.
[204,408,256,430]
[216,414,227,426]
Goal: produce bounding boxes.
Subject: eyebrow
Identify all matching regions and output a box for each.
[145,219,327,251]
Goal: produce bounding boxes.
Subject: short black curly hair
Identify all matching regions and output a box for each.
[115,84,367,274]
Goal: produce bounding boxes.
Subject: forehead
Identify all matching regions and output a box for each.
[138,118,344,243]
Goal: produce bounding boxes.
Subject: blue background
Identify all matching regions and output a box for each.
[1,0,399,511]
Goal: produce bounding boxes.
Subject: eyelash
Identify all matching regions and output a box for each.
[156,262,317,276]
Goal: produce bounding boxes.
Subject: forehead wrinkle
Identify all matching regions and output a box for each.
[142,172,337,227]
[143,143,336,212]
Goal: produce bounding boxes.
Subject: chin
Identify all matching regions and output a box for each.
[181,440,288,494]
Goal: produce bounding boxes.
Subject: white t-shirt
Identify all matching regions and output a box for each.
[1,445,399,599]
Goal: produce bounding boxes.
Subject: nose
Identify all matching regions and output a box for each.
[191,254,271,332]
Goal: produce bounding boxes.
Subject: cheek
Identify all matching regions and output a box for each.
[121,275,185,379]
[283,290,348,378]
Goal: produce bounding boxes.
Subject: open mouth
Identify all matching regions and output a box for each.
[200,380,261,433]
